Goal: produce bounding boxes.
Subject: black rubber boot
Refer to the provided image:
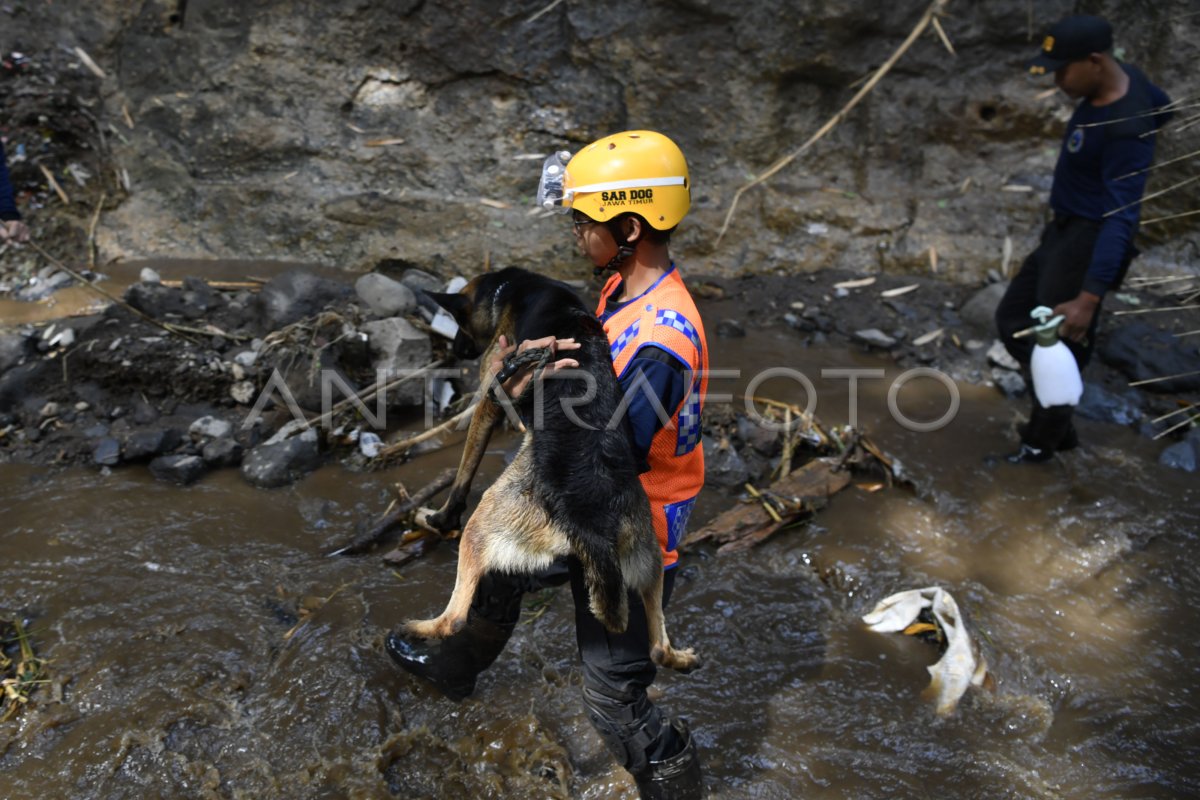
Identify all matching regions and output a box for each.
[385,613,515,701]
[1008,403,1075,464]
[385,572,527,701]
[634,720,704,800]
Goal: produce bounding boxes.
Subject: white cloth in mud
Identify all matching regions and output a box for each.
[861,586,989,716]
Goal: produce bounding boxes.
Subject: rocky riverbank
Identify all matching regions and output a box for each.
[1,263,1197,489]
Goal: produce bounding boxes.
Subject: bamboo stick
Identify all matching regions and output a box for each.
[1104,174,1200,218]
[87,192,105,270]
[306,359,445,432]
[1152,412,1200,440]
[1129,369,1200,387]
[1141,208,1200,226]
[1151,404,1198,424]
[716,0,951,245]
[372,404,475,462]
[1111,304,1199,316]
[26,242,205,346]
[1113,147,1200,181]
[1074,99,1198,128]
[159,279,264,291]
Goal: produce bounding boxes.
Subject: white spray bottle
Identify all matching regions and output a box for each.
[1028,305,1083,407]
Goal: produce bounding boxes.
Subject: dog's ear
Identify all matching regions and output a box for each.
[425,291,470,321]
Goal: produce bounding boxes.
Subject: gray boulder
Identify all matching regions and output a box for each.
[992,368,1026,398]
[360,317,433,405]
[703,436,750,489]
[149,454,209,485]
[92,437,121,467]
[0,332,32,374]
[202,436,245,468]
[125,282,188,318]
[256,270,353,329]
[122,427,184,461]
[1100,322,1200,393]
[241,429,322,488]
[1076,383,1142,427]
[959,282,1008,334]
[189,415,233,442]
[1159,430,1200,473]
[355,272,417,317]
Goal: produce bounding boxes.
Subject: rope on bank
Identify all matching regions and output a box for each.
[25,241,206,347]
[715,0,953,246]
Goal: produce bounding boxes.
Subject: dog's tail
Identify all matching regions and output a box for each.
[577,539,628,633]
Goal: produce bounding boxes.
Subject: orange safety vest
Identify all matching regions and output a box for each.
[596,267,708,568]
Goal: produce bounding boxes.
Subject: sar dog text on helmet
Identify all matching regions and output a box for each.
[538,130,691,231]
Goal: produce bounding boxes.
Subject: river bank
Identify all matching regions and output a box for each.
[0,259,1197,486]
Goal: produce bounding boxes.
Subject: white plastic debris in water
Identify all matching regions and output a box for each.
[862,586,989,716]
[428,276,467,340]
[48,328,75,348]
[358,431,383,458]
[430,310,459,340]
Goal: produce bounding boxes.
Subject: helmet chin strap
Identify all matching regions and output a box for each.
[594,243,636,278]
[593,218,636,278]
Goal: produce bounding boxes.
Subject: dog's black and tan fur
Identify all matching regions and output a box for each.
[406,267,699,673]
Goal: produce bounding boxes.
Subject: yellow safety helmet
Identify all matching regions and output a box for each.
[537,130,690,230]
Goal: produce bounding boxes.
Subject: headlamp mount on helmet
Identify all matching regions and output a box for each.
[537,151,573,212]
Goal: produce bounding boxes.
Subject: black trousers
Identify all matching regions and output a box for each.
[471,560,682,774]
[995,216,1132,449]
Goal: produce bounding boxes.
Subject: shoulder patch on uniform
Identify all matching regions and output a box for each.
[1067,127,1085,153]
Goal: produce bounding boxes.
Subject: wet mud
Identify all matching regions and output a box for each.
[2,315,1199,798]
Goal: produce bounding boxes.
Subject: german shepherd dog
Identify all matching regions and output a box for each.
[405,267,700,673]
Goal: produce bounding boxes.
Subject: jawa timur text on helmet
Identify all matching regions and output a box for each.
[538,130,691,273]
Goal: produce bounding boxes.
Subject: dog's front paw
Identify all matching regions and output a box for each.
[652,645,702,674]
[414,507,460,537]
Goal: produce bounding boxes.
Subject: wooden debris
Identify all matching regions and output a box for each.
[159,279,264,291]
[1112,305,1199,316]
[364,137,406,147]
[1,617,48,722]
[328,469,455,556]
[73,46,106,78]
[371,404,474,465]
[38,164,71,205]
[684,457,851,553]
[716,0,952,244]
[913,327,944,346]
[834,276,876,290]
[880,283,919,298]
[1130,369,1200,388]
[526,0,566,23]
[930,15,956,56]
[27,242,206,347]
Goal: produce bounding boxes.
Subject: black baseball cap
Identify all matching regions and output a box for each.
[1026,15,1113,75]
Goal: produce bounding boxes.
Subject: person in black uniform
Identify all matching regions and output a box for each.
[0,140,30,244]
[996,14,1172,463]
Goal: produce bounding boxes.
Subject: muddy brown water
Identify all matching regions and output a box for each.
[3,285,1200,799]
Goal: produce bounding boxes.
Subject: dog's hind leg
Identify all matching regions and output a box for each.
[577,540,629,634]
[641,569,702,674]
[404,513,489,640]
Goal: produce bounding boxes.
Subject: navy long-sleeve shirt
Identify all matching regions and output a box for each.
[1049,64,1171,296]
[598,280,689,468]
[0,141,20,222]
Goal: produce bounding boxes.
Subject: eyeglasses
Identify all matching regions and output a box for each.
[572,215,597,233]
